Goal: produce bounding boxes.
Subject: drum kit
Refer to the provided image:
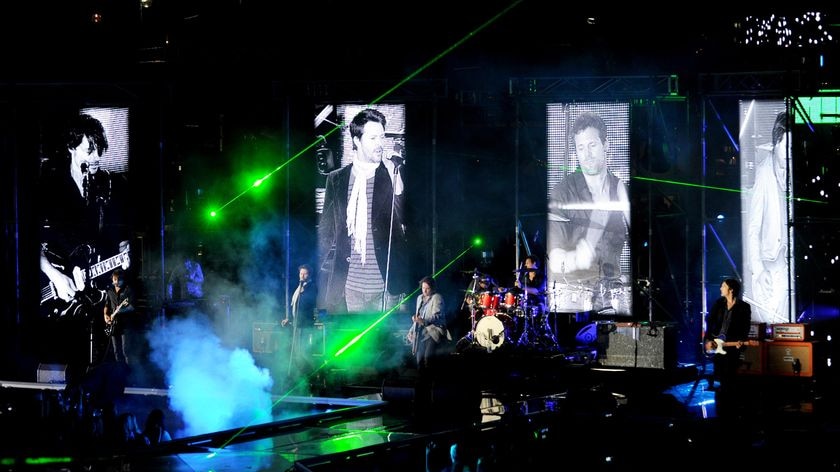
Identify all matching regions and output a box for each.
[461,269,559,352]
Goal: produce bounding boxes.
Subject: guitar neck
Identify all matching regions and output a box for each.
[89,251,130,280]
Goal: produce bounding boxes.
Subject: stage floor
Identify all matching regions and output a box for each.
[2,348,839,471]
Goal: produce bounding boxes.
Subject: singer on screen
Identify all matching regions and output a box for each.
[317,108,408,313]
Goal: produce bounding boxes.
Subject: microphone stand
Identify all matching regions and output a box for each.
[381,157,402,312]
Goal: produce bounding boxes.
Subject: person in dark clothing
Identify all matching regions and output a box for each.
[704,278,752,419]
[282,264,320,381]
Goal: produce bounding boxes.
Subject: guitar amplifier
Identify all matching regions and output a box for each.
[765,341,814,377]
[736,341,765,375]
[599,322,637,367]
[771,323,809,341]
[748,322,767,340]
[252,322,281,354]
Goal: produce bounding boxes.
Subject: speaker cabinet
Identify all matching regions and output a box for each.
[600,322,637,367]
[736,341,766,375]
[37,363,67,383]
[765,341,814,377]
[636,325,676,370]
[252,322,281,354]
[598,322,675,369]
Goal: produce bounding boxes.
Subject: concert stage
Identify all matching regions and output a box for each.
[2,343,838,471]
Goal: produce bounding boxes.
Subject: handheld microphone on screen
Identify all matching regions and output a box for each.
[389,143,405,173]
[80,162,90,205]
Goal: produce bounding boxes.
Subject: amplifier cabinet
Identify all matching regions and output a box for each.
[765,341,814,377]
[252,322,281,354]
[736,341,765,375]
[252,322,325,355]
[598,322,675,369]
[599,322,637,367]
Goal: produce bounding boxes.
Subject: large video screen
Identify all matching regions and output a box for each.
[739,99,794,324]
[313,104,408,314]
[545,102,632,316]
[38,106,131,319]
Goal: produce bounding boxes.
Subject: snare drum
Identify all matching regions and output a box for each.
[547,284,594,313]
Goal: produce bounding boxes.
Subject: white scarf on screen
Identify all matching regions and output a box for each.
[346,160,379,265]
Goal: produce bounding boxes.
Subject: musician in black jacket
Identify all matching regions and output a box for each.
[104,269,136,364]
[282,264,319,381]
[703,278,752,419]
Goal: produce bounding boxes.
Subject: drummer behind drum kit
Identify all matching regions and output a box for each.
[460,269,559,352]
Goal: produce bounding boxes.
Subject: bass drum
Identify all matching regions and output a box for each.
[475,314,515,351]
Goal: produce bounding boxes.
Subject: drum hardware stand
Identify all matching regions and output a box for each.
[515,272,559,351]
[457,270,483,349]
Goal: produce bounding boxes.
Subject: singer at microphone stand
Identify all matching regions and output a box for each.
[316,108,409,314]
[283,264,319,386]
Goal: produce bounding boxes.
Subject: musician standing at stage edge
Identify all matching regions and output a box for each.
[409,276,449,373]
[104,268,136,364]
[317,108,408,314]
[282,264,319,379]
[547,111,630,309]
[703,278,752,419]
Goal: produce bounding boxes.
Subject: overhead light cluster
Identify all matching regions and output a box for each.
[734,11,834,47]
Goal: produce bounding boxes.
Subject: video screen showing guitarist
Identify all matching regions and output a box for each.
[703,278,752,418]
[38,111,132,321]
[38,110,132,372]
[103,269,136,364]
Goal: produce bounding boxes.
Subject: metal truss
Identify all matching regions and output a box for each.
[697,70,808,97]
[508,75,679,101]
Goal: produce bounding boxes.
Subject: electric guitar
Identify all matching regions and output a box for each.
[40,245,130,318]
[104,298,130,337]
[705,338,759,356]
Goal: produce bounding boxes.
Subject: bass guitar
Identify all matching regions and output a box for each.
[104,298,130,337]
[705,338,759,356]
[40,245,130,318]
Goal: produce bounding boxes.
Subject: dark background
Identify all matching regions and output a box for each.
[2,2,839,378]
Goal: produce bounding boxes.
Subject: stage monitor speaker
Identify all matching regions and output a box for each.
[37,363,67,383]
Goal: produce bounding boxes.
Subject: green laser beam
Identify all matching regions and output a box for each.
[634,176,826,204]
[334,243,476,357]
[211,1,523,216]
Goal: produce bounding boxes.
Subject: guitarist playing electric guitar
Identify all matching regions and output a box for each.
[103,269,135,364]
[703,278,752,417]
